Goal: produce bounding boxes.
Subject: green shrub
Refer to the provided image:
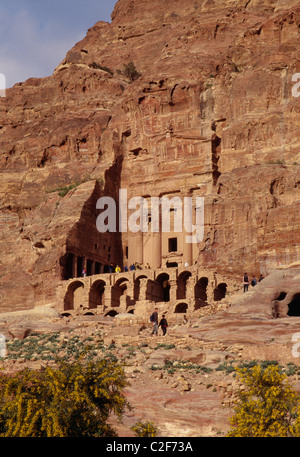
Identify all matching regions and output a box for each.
[46,176,103,198]
[216,360,236,374]
[0,358,130,437]
[46,182,80,197]
[154,343,175,350]
[228,364,300,437]
[89,62,113,75]
[123,62,141,82]
[131,421,158,437]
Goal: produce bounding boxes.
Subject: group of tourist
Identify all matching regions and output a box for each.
[81,262,152,277]
[242,272,264,292]
[149,307,169,336]
[81,259,194,278]
[126,262,151,272]
[109,262,151,274]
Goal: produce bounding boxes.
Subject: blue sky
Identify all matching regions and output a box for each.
[0,0,117,88]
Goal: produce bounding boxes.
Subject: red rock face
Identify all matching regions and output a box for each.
[0,0,299,311]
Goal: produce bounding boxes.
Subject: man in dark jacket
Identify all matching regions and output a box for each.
[150,308,158,336]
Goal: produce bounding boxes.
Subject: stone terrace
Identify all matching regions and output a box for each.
[56,265,239,321]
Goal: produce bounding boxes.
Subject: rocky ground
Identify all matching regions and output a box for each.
[1,270,300,438]
[0,313,238,437]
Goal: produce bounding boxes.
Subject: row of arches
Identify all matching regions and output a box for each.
[63,269,228,314]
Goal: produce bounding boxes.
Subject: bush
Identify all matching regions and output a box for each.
[132,421,158,437]
[123,62,141,82]
[228,364,300,437]
[89,62,113,75]
[46,176,103,198]
[0,358,131,437]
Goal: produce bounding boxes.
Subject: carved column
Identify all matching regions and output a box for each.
[104,285,113,311]
[128,196,145,266]
[169,279,177,303]
[150,196,161,269]
[128,231,143,265]
[151,232,161,269]
[186,277,194,300]
[182,192,193,266]
[72,256,78,278]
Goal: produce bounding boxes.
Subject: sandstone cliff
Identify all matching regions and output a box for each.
[0,0,299,312]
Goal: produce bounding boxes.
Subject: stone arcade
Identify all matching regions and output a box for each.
[56,263,233,320]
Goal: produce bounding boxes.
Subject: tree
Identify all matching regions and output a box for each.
[0,358,131,437]
[123,62,141,82]
[228,364,300,437]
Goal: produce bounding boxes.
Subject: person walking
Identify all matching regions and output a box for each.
[243,273,250,292]
[158,314,168,336]
[150,308,159,336]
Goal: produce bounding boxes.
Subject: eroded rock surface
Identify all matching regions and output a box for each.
[0,0,300,312]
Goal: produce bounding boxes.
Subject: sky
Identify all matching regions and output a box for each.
[0,0,117,88]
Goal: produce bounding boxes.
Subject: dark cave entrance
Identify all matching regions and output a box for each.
[214,282,227,301]
[63,253,74,280]
[212,133,221,185]
[287,293,300,317]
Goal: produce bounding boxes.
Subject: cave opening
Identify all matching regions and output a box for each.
[214,282,227,301]
[175,302,188,313]
[287,293,300,317]
[62,252,74,280]
[212,133,221,185]
[277,292,287,301]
